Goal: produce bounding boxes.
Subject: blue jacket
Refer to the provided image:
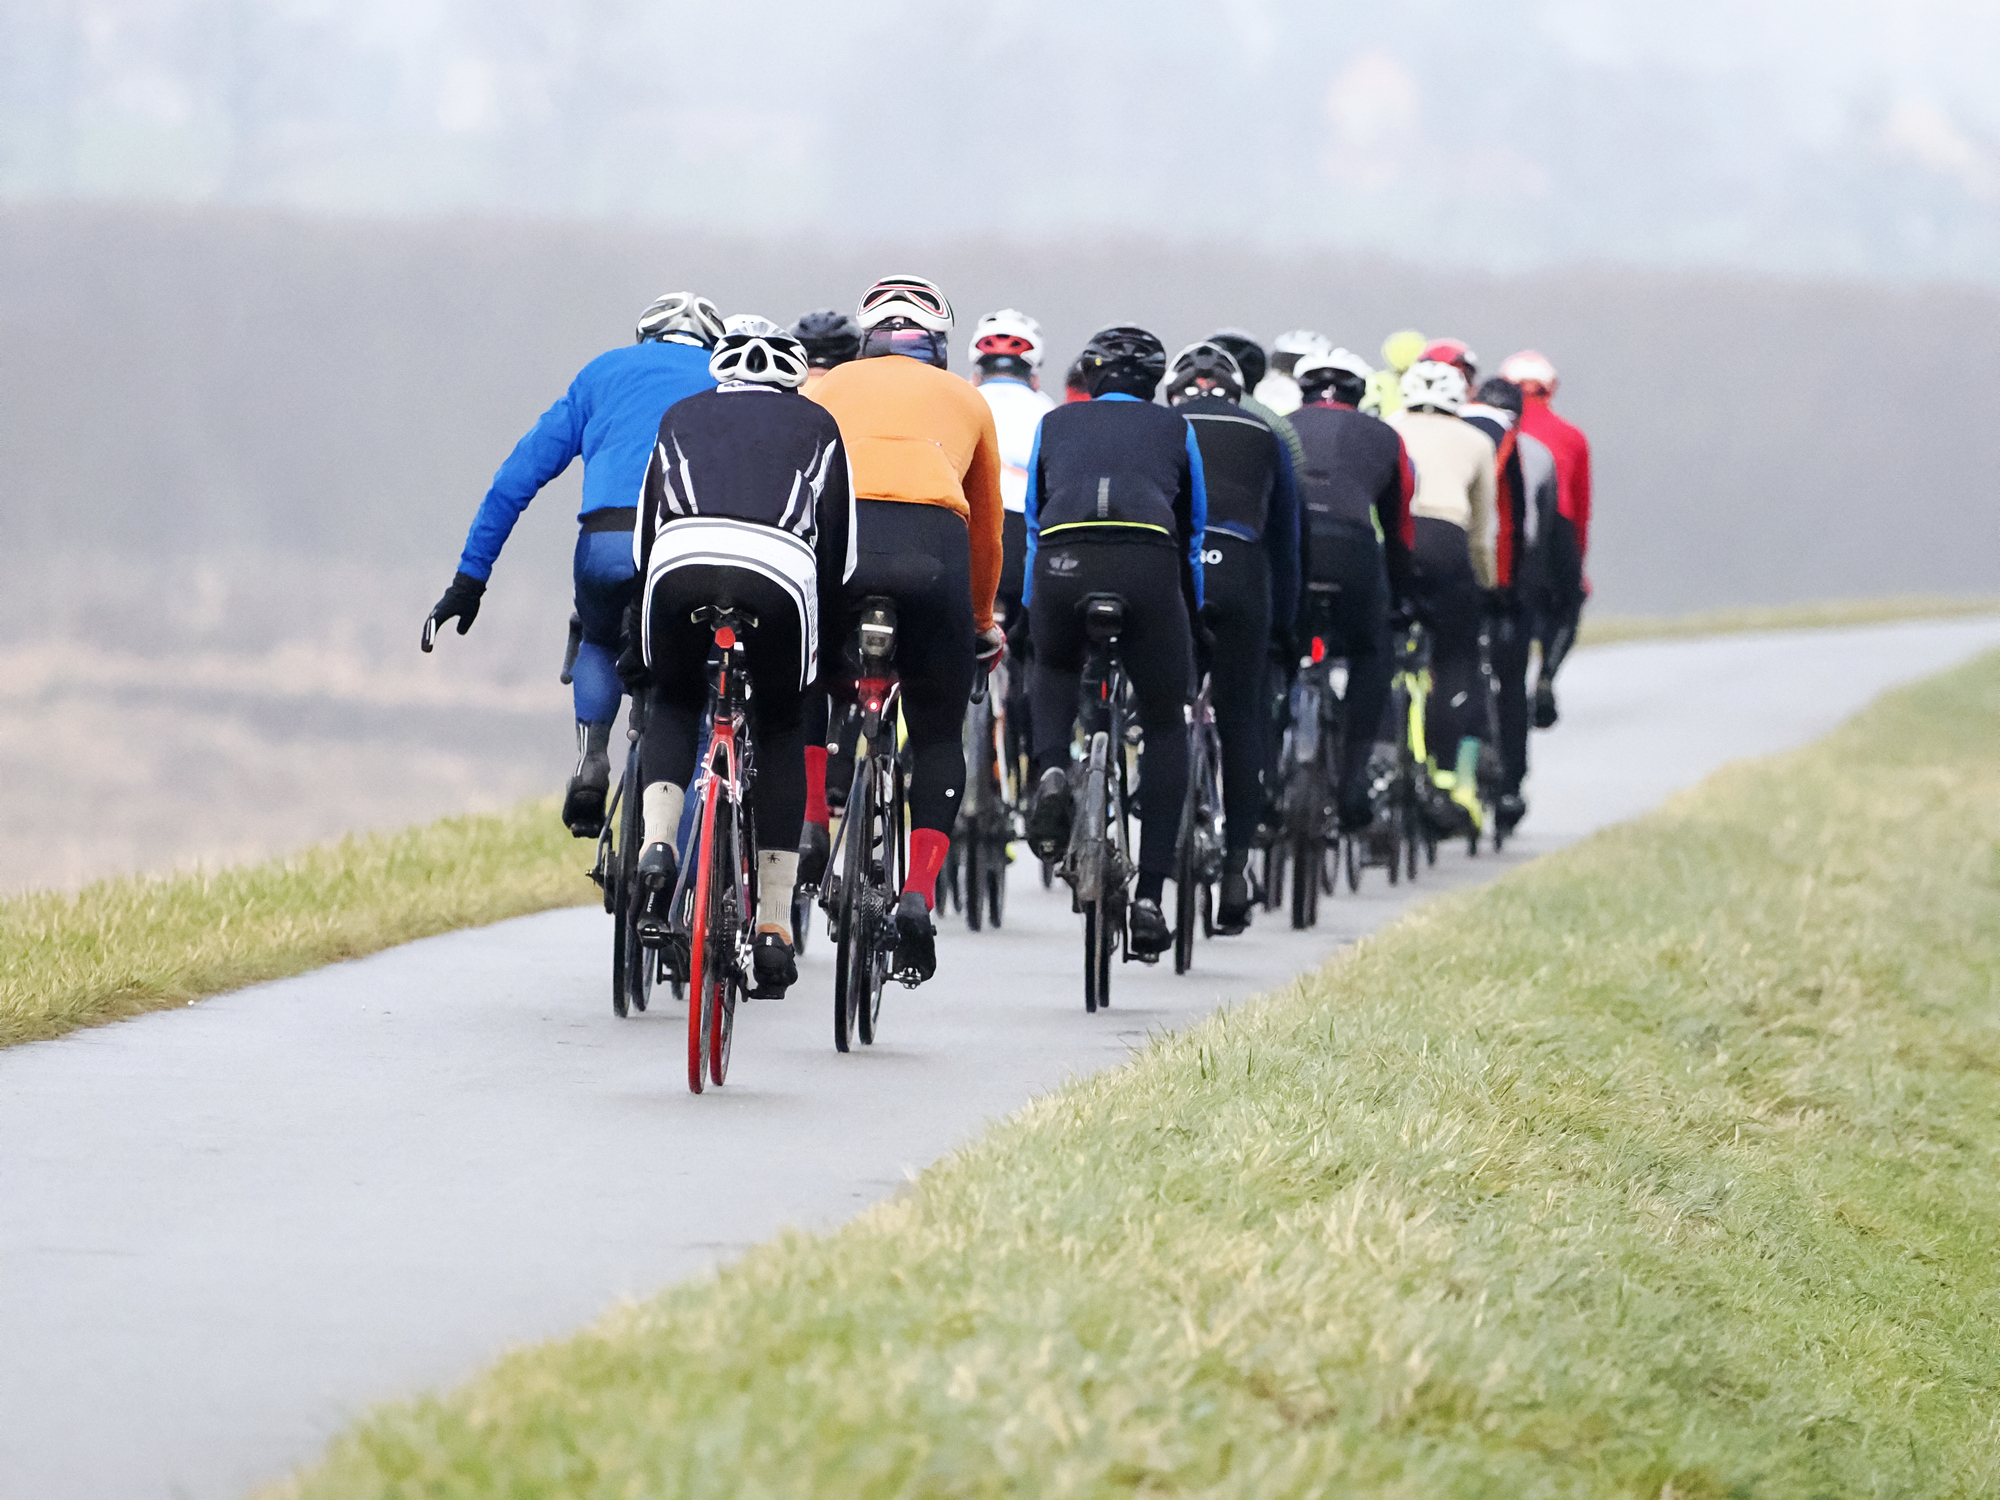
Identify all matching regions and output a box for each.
[455,340,719,581]
[1022,392,1208,610]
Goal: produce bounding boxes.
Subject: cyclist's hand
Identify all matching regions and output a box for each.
[423,572,486,651]
[1005,612,1033,664]
[615,637,652,695]
[1194,621,1218,678]
[975,624,1007,668]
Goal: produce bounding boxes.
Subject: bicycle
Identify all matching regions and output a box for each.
[820,597,915,1052]
[1057,593,1137,1013]
[662,606,763,1094]
[1274,640,1348,930]
[1386,620,1438,880]
[1171,676,1224,973]
[947,659,1011,932]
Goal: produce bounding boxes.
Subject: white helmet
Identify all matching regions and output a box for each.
[708,329,810,390]
[636,291,725,348]
[856,273,954,332]
[1400,359,1468,414]
[1272,329,1335,359]
[1498,348,1558,392]
[968,308,1045,370]
[723,313,782,338]
[1293,349,1373,406]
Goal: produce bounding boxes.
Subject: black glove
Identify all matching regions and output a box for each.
[1268,625,1298,671]
[423,571,485,651]
[615,599,650,694]
[1194,621,1217,680]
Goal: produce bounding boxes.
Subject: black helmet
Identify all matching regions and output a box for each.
[791,308,862,369]
[1207,328,1267,393]
[1164,341,1244,406]
[1475,376,1525,417]
[1078,324,1167,399]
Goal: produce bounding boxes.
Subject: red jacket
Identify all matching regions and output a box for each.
[1518,396,1592,583]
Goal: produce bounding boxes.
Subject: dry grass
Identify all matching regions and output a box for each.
[1578,593,2000,646]
[270,653,2000,1497]
[0,799,595,1048]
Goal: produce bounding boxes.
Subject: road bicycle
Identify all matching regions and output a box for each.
[946,659,1010,932]
[1171,675,1224,973]
[820,597,914,1052]
[664,606,763,1094]
[1273,641,1348,930]
[1058,592,1137,1013]
[1387,620,1438,880]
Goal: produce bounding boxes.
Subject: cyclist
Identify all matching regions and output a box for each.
[1062,353,1091,403]
[1254,329,1333,415]
[1163,341,1299,933]
[1459,374,1533,834]
[627,326,852,997]
[1362,328,1426,417]
[792,309,862,392]
[1022,325,1207,959]
[425,291,722,838]
[1498,349,1591,727]
[1385,360,1495,831]
[1288,348,1415,838]
[969,308,1056,778]
[806,274,1005,983]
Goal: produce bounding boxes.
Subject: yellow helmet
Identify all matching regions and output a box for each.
[1380,329,1427,373]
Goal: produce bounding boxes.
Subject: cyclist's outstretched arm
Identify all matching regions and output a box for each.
[964,401,1006,633]
[454,382,588,583]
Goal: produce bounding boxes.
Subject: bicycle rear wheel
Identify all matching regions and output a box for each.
[964,836,984,932]
[685,776,723,1094]
[709,796,746,1088]
[832,765,872,1054]
[1172,822,1197,977]
[1289,831,1320,929]
[612,751,642,1018]
[859,757,904,1046]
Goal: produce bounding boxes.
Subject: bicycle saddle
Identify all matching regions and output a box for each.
[691,603,761,633]
[1080,592,1128,643]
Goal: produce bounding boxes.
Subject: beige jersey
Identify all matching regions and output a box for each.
[1386,408,1497,586]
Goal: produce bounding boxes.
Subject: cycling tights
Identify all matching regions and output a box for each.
[1530,513,1586,687]
[1408,516,1483,757]
[811,499,974,836]
[573,516,639,724]
[1199,533,1271,857]
[997,509,1033,782]
[1029,536,1192,881]
[641,564,806,853]
[1489,595,1531,794]
[1304,523,1391,815]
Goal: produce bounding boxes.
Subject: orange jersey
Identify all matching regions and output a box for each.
[809,356,1005,631]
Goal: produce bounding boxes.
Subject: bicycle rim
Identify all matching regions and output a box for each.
[832,767,869,1053]
[686,777,722,1094]
[861,759,903,1046]
[709,794,747,1087]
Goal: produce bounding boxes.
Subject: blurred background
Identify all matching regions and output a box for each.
[4,0,1998,891]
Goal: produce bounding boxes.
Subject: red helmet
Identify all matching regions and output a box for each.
[1420,338,1478,378]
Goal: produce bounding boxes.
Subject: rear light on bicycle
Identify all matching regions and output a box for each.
[1311,636,1327,664]
[715,626,736,650]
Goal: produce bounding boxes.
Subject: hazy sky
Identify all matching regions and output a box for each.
[5,0,1999,281]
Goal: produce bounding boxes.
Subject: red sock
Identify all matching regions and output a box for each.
[804,746,830,828]
[904,828,950,910]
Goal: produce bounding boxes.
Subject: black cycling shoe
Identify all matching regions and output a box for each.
[892,892,936,983]
[1336,784,1375,836]
[1026,767,1073,861]
[1497,793,1527,832]
[749,931,798,998]
[1128,897,1172,958]
[634,841,677,946]
[1215,872,1254,935]
[1533,680,1559,729]
[797,821,830,889]
[562,722,613,837]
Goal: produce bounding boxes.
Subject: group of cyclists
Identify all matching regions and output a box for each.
[423,274,1594,1034]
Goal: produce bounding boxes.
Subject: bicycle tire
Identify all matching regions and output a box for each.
[1345,832,1361,892]
[791,887,811,956]
[860,757,904,1045]
[832,765,869,1054]
[964,836,984,932]
[1173,807,1197,977]
[686,774,722,1094]
[984,849,1006,929]
[1290,831,1319,929]
[709,795,745,1088]
[612,750,643,1018]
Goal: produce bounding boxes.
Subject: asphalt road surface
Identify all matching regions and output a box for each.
[4,619,1997,1500]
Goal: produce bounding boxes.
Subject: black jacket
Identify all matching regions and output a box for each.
[1289,402,1414,600]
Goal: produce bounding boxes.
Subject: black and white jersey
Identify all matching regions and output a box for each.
[637,384,856,684]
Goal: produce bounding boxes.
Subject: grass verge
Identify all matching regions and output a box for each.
[275,648,2000,1498]
[1578,592,2000,646]
[0,799,595,1048]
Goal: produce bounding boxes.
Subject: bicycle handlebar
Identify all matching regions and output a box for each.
[420,613,437,654]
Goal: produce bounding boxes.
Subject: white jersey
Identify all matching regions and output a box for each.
[975,376,1056,513]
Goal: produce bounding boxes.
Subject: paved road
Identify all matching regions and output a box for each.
[4,619,1997,1500]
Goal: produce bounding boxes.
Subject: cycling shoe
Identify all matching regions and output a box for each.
[562,722,612,837]
[1128,897,1171,958]
[1533,680,1559,729]
[1497,793,1527,832]
[634,841,677,946]
[892,891,937,983]
[1215,872,1254,935]
[1026,767,1073,860]
[749,930,797,998]
[797,821,830,889]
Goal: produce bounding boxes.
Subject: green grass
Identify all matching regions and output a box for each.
[271,648,2000,1499]
[1578,593,2000,646]
[0,799,595,1048]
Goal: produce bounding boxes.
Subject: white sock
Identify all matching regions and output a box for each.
[641,782,684,849]
[757,849,799,942]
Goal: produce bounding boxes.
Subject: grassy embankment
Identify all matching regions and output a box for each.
[6,594,1993,1054]
[1578,592,2000,645]
[0,800,594,1048]
[270,647,2000,1498]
